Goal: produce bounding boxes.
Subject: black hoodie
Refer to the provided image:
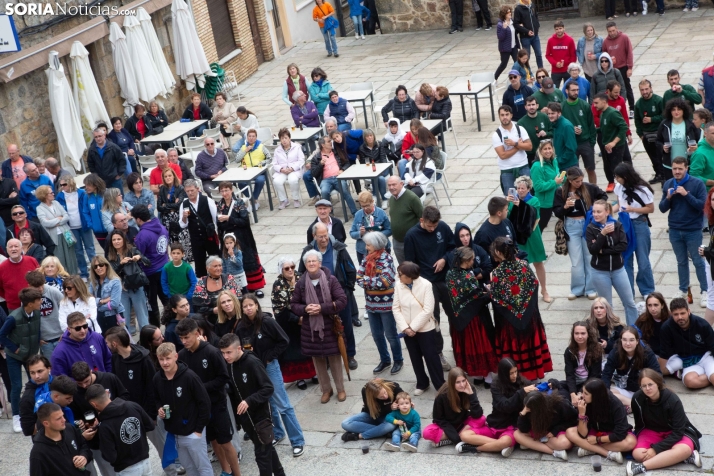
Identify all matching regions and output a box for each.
[487,376,532,429]
[70,372,130,423]
[447,222,493,283]
[403,220,456,282]
[563,347,602,394]
[111,344,157,415]
[660,314,714,360]
[226,350,274,428]
[432,386,484,443]
[153,361,211,436]
[178,340,229,409]
[632,388,701,453]
[30,423,93,476]
[235,312,289,365]
[96,398,155,472]
[602,346,661,392]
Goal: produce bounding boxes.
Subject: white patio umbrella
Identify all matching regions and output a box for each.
[47,51,85,172]
[136,7,175,94]
[69,41,111,144]
[109,22,140,116]
[171,0,213,91]
[123,14,167,102]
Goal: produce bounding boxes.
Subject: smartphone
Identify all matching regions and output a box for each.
[559,171,567,180]
[508,188,517,199]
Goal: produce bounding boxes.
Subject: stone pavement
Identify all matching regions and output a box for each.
[2,10,714,476]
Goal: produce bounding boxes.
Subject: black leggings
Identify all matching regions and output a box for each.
[495,48,518,81]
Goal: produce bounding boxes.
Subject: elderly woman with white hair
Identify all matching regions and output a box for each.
[273,128,305,209]
[561,62,591,101]
[290,249,348,404]
[356,231,403,375]
[192,255,242,324]
[272,256,317,390]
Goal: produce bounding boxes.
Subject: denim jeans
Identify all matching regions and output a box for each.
[193,123,208,138]
[368,310,403,364]
[520,35,543,68]
[303,170,319,198]
[398,158,408,179]
[685,0,698,9]
[591,267,639,326]
[239,174,266,201]
[565,217,595,296]
[320,177,357,214]
[0,219,6,250]
[108,178,124,195]
[351,15,364,36]
[337,123,351,132]
[231,136,246,153]
[266,360,306,447]
[72,228,97,279]
[625,218,655,298]
[322,30,338,55]
[500,165,531,194]
[122,288,150,334]
[341,412,396,439]
[40,339,59,360]
[669,228,707,293]
[6,356,25,414]
[392,428,421,446]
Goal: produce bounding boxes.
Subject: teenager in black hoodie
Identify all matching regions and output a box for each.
[219,333,285,476]
[514,391,577,461]
[565,378,636,464]
[423,367,483,449]
[457,358,536,457]
[561,321,602,405]
[659,297,714,389]
[627,368,702,475]
[153,342,212,476]
[176,318,239,476]
[30,402,93,476]
[86,384,155,474]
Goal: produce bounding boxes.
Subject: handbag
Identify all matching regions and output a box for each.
[554,219,569,256]
[63,230,76,247]
[230,366,275,445]
[153,125,164,134]
[122,258,150,291]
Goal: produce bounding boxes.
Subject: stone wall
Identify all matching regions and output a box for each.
[374,0,510,33]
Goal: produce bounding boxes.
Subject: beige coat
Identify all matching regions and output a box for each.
[213,102,237,125]
[392,276,436,333]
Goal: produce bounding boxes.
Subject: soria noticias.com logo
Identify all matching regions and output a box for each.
[5,3,135,16]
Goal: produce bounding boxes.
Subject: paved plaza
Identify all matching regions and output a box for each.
[2,10,714,475]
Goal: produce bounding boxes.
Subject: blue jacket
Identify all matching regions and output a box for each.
[57,189,91,231]
[347,0,362,12]
[512,62,533,88]
[576,35,604,65]
[124,188,156,216]
[327,97,351,125]
[19,175,53,219]
[308,80,332,114]
[502,84,534,121]
[703,67,714,114]
[659,175,707,231]
[1,155,32,181]
[89,277,125,317]
[349,206,392,256]
[340,130,364,162]
[134,218,169,275]
[82,192,106,234]
[562,76,590,102]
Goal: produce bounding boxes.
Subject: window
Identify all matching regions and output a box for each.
[206,0,238,58]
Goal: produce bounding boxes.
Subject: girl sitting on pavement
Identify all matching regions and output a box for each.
[514,391,577,461]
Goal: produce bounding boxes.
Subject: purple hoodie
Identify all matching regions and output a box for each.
[50,329,113,377]
[134,217,170,275]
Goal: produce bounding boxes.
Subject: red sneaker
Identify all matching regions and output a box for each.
[606,183,615,193]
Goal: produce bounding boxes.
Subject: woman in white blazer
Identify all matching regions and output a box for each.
[272,128,305,209]
[392,261,446,395]
[58,275,100,333]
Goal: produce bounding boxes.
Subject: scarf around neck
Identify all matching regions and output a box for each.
[363,250,383,277]
[302,269,332,341]
[672,173,690,190]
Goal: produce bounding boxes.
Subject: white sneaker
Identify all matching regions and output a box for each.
[12,414,21,433]
[587,292,598,300]
[607,451,624,464]
[700,291,707,308]
[692,6,699,10]
[384,442,400,452]
[361,35,365,39]
[568,293,578,300]
[642,0,648,13]
[501,445,514,457]
[672,290,686,300]
[577,447,594,457]
[355,32,359,39]
[414,385,430,396]
[553,449,568,461]
[686,449,703,467]
[683,7,690,11]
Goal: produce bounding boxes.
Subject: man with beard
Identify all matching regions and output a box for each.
[492,105,532,194]
[561,81,598,184]
[518,96,551,165]
[634,80,665,184]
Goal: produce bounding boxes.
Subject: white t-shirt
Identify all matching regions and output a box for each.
[492,124,530,170]
[614,183,654,219]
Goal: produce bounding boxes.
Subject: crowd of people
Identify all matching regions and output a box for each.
[1,7,714,476]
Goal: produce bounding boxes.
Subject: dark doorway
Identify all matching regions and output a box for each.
[245,0,264,65]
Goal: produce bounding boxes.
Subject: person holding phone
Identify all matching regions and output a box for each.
[585,200,639,325]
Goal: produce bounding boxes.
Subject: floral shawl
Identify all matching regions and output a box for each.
[271,272,301,314]
[446,266,491,332]
[490,258,539,331]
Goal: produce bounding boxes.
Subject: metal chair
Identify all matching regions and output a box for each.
[175,137,206,168]
[443,117,458,147]
[433,150,452,205]
[467,72,499,120]
[349,82,379,127]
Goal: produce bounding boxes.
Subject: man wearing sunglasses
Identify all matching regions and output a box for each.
[50,311,113,378]
[5,204,56,256]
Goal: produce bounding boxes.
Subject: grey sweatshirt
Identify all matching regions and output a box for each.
[40,284,65,341]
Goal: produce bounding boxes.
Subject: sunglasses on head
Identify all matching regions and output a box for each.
[72,324,89,332]
[12,211,25,216]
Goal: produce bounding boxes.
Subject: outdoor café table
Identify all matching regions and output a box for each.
[213,165,273,223]
[140,119,208,147]
[335,162,393,221]
[401,119,446,152]
[339,89,375,128]
[447,80,495,131]
[275,126,323,153]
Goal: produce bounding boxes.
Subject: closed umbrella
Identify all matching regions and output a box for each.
[136,7,175,94]
[109,22,140,116]
[171,0,213,91]
[123,14,167,102]
[69,41,111,144]
[47,51,85,172]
